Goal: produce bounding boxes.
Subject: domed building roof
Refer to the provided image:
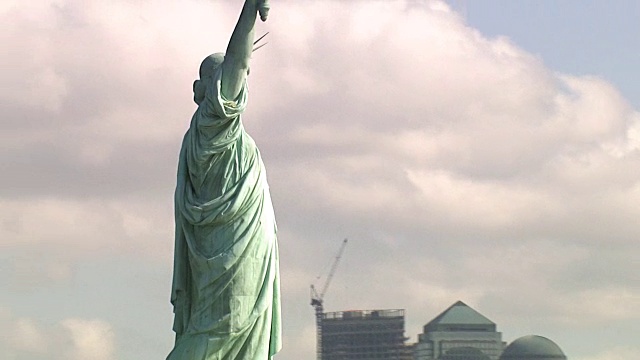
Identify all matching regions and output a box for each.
[500,335,566,360]
[439,346,490,360]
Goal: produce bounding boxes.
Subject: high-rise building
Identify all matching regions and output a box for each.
[414,301,506,360]
[320,309,411,360]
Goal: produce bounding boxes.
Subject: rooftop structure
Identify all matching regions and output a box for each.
[415,301,505,360]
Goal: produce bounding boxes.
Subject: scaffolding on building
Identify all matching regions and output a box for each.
[320,309,411,360]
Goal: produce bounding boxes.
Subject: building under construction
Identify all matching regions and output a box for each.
[319,309,412,360]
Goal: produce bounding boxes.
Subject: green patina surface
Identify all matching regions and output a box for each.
[500,335,567,360]
[430,301,495,325]
[167,1,281,359]
[425,301,495,330]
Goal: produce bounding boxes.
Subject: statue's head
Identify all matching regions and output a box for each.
[193,53,225,105]
[199,53,225,78]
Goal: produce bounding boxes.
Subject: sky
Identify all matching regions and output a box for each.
[1,1,639,360]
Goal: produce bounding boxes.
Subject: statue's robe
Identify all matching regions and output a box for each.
[168,67,281,360]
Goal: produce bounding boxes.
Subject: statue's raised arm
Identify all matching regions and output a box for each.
[221,0,269,100]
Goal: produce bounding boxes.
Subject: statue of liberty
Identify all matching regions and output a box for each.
[167,1,281,359]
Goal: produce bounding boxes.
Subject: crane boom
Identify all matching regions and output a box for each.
[310,238,348,360]
[319,238,348,299]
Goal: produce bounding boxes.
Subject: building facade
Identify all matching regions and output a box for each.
[414,301,506,360]
[321,309,411,360]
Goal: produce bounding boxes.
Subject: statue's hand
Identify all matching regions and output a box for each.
[258,0,270,22]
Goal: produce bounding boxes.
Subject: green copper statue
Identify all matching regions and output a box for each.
[167,1,281,359]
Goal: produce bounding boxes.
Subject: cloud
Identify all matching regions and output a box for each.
[9,318,49,355]
[577,346,640,360]
[2,0,639,359]
[0,307,115,360]
[62,318,116,360]
[0,197,174,273]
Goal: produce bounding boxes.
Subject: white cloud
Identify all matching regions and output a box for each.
[0,308,115,360]
[6,258,73,291]
[0,198,173,261]
[10,318,49,354]
[406,169,554,228]
[62,318,115,360]
[2,1,639,360]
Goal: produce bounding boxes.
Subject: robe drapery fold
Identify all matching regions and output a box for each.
[168,67,281,360]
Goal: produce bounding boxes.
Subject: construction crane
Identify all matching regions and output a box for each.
[310,238,348,360]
